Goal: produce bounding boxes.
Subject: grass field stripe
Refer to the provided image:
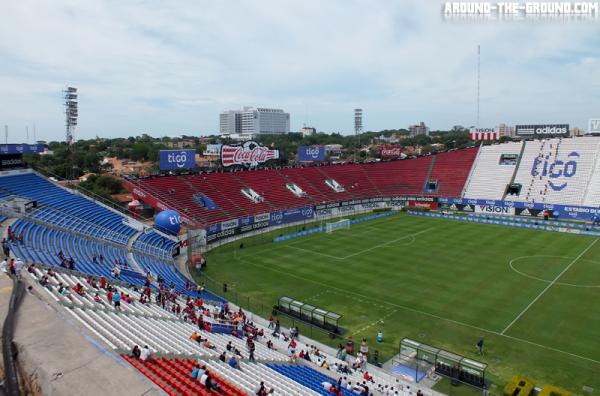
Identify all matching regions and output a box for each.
[501,237,599,335]
[287,245,344,260]
[501,333,600,366]
[340,227,435,259]
[236,257,600,367]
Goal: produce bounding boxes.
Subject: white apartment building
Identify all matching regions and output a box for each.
[220,107,290,139]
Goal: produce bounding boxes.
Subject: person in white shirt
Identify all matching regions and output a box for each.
[140,345,152,361]
[14,258,24,279]
[200,372,208,386]
[0,259,7,273]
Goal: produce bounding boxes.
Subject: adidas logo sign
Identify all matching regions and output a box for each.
[463,205,473,212]
[521,208,531,216]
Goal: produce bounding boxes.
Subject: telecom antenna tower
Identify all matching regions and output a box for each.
[476,45,481,128]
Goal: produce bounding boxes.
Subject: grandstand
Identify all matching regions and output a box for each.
[5,136,600,395]
[125,148,479,227]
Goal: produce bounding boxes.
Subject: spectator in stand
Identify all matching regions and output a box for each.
[99,253,104,264]
[248,340,256,362]
[7,258,15,276]
[14,258,24,279]
[131,345,141,359]
[228,355,240,370]
[94,293,102,304]
[201,371,219,392]
[336,344,344,359]
[219,352,227,362]
[68,257,75,270]
[346,336,354,354]
[2,238,10,258]
[140,345,152,362]
[256,381,268,396]
[191,364,201,379]
[360,338,369,358]
[100,276,107,289]
[202,339,216,350]
[18,231,24,244]
[39,275,49,287]
[112,290,121,311]
[0,258,6,273]
[73,283,85,296]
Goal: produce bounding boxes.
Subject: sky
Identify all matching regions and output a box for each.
[0,0,599,142]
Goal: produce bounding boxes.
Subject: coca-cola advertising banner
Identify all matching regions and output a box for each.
[221,141,279,167]
[380,145,402,159]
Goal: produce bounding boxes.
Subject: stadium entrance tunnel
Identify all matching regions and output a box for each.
[508,255,600,288]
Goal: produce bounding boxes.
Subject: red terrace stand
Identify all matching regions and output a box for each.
[122,355,245,396]
[125,147,478,227]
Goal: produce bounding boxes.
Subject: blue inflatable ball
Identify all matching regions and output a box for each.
[155,210,182,235]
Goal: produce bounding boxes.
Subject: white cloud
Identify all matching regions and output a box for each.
[0,0,598,141]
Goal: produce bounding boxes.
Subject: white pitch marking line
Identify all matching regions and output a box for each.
[354,310,397,335]
[287,245,344,260]
[501,238,599,335]
[236,256,600,366]
[286,227,433,260]
[340,227,434,259]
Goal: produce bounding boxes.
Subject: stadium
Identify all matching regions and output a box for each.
[2,134,600,396]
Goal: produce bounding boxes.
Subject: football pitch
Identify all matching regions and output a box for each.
[202,212,600,394]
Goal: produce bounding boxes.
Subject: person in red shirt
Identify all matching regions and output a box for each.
[100,276,107,289]
[107,290,113,304]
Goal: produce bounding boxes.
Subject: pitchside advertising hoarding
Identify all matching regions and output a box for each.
[221,141,279,167]
[159,149,196,171]
[515,124,569,137]
[297,146,325,162]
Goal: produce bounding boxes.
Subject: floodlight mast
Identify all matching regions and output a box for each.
[354,108,363,162]
[64,86,78,179]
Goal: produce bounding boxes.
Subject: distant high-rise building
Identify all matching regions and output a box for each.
[496,123,515,138]
[409,122,429,137]
[220,107,290,139]
[219,110,242,135]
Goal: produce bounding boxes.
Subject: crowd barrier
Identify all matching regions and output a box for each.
[408,210,600,237]
[438,197,600,222]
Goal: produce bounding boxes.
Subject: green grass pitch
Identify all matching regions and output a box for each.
[202,213,600,393]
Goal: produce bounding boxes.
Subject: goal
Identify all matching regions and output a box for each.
[325,219,351,234]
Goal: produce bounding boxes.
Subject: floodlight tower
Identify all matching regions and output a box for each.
[64,87,78,179]
[354,108,363,162]
[64,87,78,145]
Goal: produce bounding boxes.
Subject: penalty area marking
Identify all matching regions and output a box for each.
[236,255,600,367]
[287,227,433,260]
[501,238,599,335]
[509,255,600,288]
